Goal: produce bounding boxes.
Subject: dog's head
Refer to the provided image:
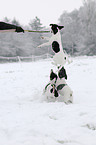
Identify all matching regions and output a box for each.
[50,24,64,34]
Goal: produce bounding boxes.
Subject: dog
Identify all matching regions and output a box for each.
[57,66,73,104]
[44,69,59,101]
[44,67,73,104]
[38,24,70,66]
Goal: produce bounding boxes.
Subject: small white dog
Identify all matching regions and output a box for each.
[38,24,70,66]
[56,66,73,103]
[44,68,73,104]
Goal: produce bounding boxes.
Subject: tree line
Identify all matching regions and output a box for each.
[0,0,96,57]
[59,0,96,56]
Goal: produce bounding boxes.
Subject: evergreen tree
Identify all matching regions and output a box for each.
[29,16,43,30]
[11,18,20,26]
[3,17,10,23]
[29,16,45,55]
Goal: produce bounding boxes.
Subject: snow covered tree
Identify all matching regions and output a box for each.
[29,17,46,55]
[29,16,43,31]
[3,17,10,23]
[78,0,96,55]
[11,18,20,26]
[59,0,96,55]
[59,10,80,55]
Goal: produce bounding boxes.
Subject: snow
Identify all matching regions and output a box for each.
[0,56,96,145]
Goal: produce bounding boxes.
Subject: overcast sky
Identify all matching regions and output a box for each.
[0,0,83,27]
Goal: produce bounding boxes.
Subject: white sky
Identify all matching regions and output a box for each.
[0,0,83,27]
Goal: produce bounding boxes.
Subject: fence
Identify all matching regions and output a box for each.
[0,53,53,63]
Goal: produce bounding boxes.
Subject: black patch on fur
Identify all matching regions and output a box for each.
[58,26,64,30]
[64,57,66,60]
[57,84,66,91]
[58,67,67,79]
[54,89,59,97]
[50,70,57,81]
[50,88,53,93]
[52,41,60,53]
[50,24,58,34]
[50,85,59,97]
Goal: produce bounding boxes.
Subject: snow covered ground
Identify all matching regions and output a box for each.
[0,56,96,145]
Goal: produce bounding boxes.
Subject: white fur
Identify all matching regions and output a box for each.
[38,30,69,66]
[43,78,58,102]
[43,84,56,102]
[56,77,73,104]
[44,76,73,104]
[39,26,73,103]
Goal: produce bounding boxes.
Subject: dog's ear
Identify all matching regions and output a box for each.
[58,66,67,79]
[58,26,64,30]
[54,89,59,97]
[50,69,57,80]
[50,24,52,26]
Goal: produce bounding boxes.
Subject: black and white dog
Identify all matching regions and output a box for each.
[38,24,70,66]
[44,67,73,104]
[44,69,59,101]
[56,66,73,103]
